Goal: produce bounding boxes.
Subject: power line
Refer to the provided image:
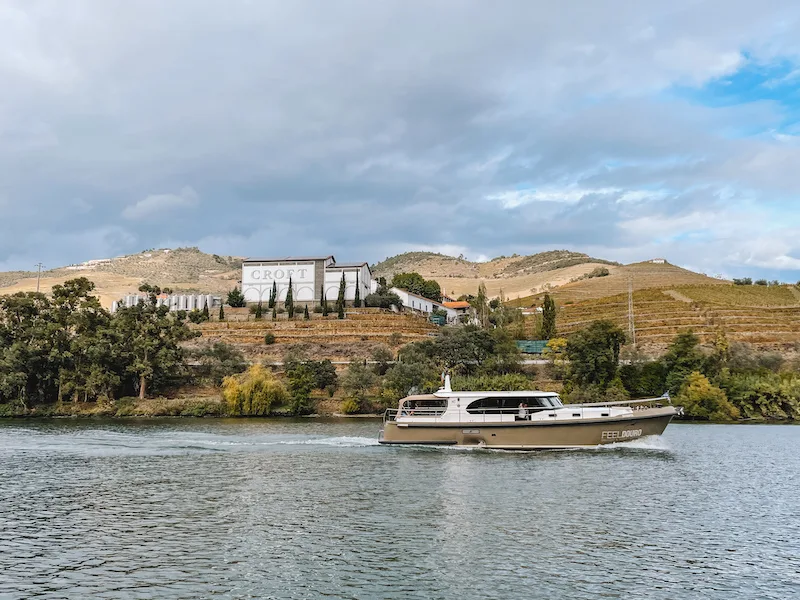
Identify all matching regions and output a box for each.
[628,277,636,349]
[34,263,45,293]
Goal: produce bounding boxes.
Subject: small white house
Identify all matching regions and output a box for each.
[390,287,461,323]
[650,258,667,264]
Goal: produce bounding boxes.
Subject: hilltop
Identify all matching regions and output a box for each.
[507,260,727,307]
[372,250,620,299]
[0,248,241,307]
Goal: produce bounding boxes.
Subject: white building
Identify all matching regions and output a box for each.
[241,256,372,304]
[390,287,461,323]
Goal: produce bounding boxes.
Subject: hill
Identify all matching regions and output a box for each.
[373,250,619,299]
[549,284,800,355]
[0,247,241,307]
[507,260,727,307]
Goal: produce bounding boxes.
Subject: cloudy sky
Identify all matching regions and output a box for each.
[2,1,800,279]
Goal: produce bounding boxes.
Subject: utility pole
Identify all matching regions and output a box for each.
[627,277,636,350]
[34,263,45,293]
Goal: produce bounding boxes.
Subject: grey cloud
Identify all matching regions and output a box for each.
[1,0,800,277]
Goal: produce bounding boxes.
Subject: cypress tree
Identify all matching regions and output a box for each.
[338,301,345,319]
[541,293,557,340]
[269,281,277,309]
[304,304,310,320]
[321,285,329,316]
[272,305,277,320]
[336,272,346,312]
[218,303,225,321]
[201,302,210,321]
[255,300,263,320]
[286,277,294,319]
[354,272,361,308]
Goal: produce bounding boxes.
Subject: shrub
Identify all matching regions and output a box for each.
[264,332,276,345]
[587,266,610,278]
[188,309,208,324]
[340,397,361,414]
[227,287,246,308]
[222,365,287,416]
[313,305,323,313]
[192,342,247,385]
[364,292,402,309]
[676,371,740,421]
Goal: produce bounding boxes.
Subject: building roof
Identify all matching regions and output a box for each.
[328,262,372,273]
[243,256,334,263]
[443,301,471,309]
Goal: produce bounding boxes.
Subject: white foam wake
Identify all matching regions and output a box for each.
[597,435,671,451]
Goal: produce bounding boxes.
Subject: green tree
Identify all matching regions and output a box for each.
[371,345,394,375]
[471,282,489,327]
[354,272,361,308]
[286,364,317,415]
[201,302,210,321]
[662,330,705,393]
[111,293,197,399]
[390,272,442,302]
[218,304,225,321]
[541,293,557,339]
[268,281,277,309]
[304,304,310,320]
[341,361,378,412]
[272,306,277,321]
[192,342,247,385]
[566,320,627,388]
[336,273,346,313]
[677,371,740,421]
[226,287,246,308]
[321,285,329,316]
[254,301,263,320]
[286,277,294,318]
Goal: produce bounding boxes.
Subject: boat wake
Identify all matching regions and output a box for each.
[594,435,671,451]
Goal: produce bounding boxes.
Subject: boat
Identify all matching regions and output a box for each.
[378,375,681,450]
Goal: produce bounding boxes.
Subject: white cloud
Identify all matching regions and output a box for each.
[488,187,619,209]
[122,186,198,220]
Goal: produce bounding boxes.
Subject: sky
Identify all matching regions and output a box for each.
[2,1,800,281]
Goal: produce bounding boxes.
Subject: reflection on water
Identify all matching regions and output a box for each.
[1,419,798,599]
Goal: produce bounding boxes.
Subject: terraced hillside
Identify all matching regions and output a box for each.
[508,260,727,307]
[190,309,437,362]
[554,285,800,354]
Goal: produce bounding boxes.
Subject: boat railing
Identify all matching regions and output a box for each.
[383,396,671,424]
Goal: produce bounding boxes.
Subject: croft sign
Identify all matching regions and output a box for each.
[243,266,314,283]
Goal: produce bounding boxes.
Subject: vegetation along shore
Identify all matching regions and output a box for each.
[2,274,800,422]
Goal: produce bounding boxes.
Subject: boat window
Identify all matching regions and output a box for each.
[401,398,448,416]
[466,397,520,414]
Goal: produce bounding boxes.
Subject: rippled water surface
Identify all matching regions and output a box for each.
[1,419,798,599]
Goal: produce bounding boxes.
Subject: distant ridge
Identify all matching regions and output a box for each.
[373,250,617,280]
[0,247,241,307]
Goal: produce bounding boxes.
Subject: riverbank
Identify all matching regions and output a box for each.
[0,394,382,419]
[0,398,795,423]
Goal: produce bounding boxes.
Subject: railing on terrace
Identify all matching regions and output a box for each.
[383,396,673,424]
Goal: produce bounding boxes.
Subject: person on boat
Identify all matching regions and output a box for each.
[518,403,526,421]
[522,402,530,419]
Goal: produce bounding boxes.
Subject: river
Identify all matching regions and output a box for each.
[0,419,798,599]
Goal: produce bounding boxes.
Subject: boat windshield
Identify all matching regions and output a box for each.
[466,395,563,414]
[540,395,563,407]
